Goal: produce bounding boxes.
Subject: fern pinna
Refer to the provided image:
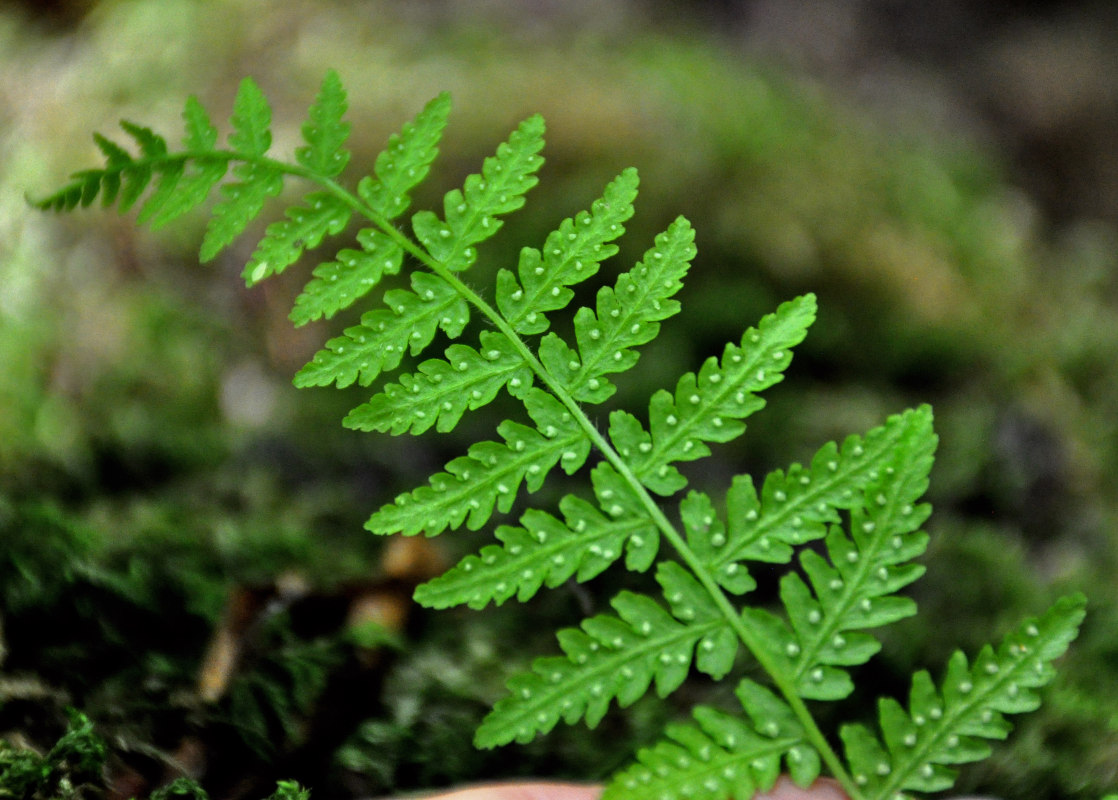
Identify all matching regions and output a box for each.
[37,70,1086,800]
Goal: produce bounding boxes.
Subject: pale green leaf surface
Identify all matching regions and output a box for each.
[700,407,932,593]
[365,388,589,536]
[476,562,732,749]
[199,161,284,262]
[345,330,532,434]
[296,68,351,178]
[414,494,657,609]
[841,594,1086,798]
[412,114,545,272]
[551,216,696,404]
[497,168,639,335]
[289,228,404,326]
[228,76,272,156]
[296,271,468,389]
[614,294,816,497]
[359,92,450,219]
[242,191,352,284]
[605,679,818,800]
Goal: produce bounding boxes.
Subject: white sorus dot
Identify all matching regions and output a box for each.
[424,290,435,300]
[534,266,545,276]
[631,535,644,548]
[589,328,601,339]
[785,643,801,657]
[901,504,913,515]
[913,714,926,726]
[456,361,468,371]
[876,762,891,776]
[550,286,561,296]
[1007,684,1020,697]
[613,351,624,361]
[877,567,889,581]
[855,775,868,787]
[701,639,715,651]
[638,442,652,453]
[709,373,721,383]
[852,445,864,456]
[774,490,787,502]
[588,379,600,390]
[745,510,759,521]
[756,369,767,381]
[860,599,873,611]
[904,733,917,747]
[470,389,482,400]
[947,735,959,748]
[832,635,846,648]
[862,521,876,533]
[666,415,678,425]
[929,707,943,720]
[764,721,780,737]
[876,493,888,506]
[892,535,904,549]
[712,417,723,427]
[846,551,859,563]
[567,360,580,371]
[829,578,843,590]
[772,351,784,360]
[725,564,739,574]
[958,681,973,694]
[1026,624,1040,637]
[711,533,726,547]
[552,554,565,565]
[811,668,824,682]
[610,308,620,318]
[807,610,822,624]
[689,393,701,404]
[439,228,451,238]
[985,662,1000,674]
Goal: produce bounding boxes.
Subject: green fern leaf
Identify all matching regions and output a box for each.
[296,68,351,178]
[242,191,352,285]
[411,113,545,272]
[841,593,1086,798]
[228,76,272,156]
[413,492,658,609]
[288,94,449,325]
[538,216,696,404]
[146,97,228,228]
[737,406,936,701]
[496,168,639,335]
[359,92,451,219]
[365,388,590,536]
[612,293,816,497]
[200,78,283,262]
[288,228,403,326]
[295,271,469,388]
[345,330,533,434]
[475,561,735,748]
[688,408,930,594]
[605,679,818,800]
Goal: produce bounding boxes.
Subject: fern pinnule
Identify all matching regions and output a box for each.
[291,92,450,325]
[35,70,1089,800]
[605,678,818,800]
[364,387,591,536]
[497,167,639,335]
[841,592,1086,798]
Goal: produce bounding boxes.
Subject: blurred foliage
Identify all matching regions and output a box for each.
[2,0,1117,798]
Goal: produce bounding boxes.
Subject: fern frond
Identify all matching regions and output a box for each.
[295,68,351,178]
[411,114,545,272]
[146,97,228,228]
[290,93,449,325]
[686,408,931,594]
[840,593,1086,798]
[288,228,403,326]
[344,330,533,434]
[604,679,819,800]
[413,490,658,609]
[475,562,736,748]
[497,168,640,335]
[201,78,284,263]
[610,294,816,497]
[737,405,935,701]
[359,92,451,219]
[365,388,590,536]
[537,216,695,405]
[294,271,469,388]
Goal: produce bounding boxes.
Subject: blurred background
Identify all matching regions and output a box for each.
[1,1,1116,798]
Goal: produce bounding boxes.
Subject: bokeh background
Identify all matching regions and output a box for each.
[2,1,1117,798]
